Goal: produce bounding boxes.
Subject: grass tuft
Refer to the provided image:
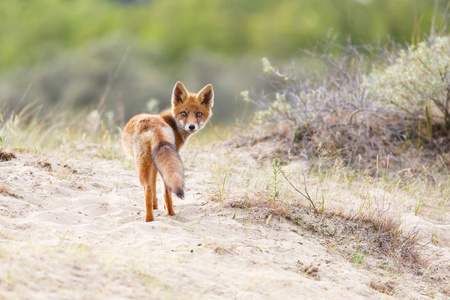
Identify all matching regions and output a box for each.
[369,280,395,296]
[0,104,121,158]
[0,150,16,161]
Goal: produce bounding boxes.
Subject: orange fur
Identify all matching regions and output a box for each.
[122,81,214,222]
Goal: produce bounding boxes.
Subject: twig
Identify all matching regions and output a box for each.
[280,170,317,213]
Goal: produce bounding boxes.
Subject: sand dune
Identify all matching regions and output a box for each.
[0,145,448,299]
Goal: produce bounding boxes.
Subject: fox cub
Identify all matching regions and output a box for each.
[122,81,214,222]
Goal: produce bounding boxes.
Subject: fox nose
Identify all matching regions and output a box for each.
[189,125,196,131]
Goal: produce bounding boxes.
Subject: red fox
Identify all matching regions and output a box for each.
[122,81,214,222]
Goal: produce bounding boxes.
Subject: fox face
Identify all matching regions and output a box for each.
[171,81,214,133]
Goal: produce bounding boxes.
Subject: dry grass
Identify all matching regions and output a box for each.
[231,190,425,273]
[0,150,15,161]
[369,280,395,296]
[0,104,122,160]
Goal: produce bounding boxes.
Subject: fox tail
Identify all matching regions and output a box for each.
[151,141,185,199]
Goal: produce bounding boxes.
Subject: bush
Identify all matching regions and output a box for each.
[249,36,450,170]
[364,36,450,130]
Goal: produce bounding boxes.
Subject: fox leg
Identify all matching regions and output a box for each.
[151,166,158,209]
[137,157,154,222]
[163,184,176,216]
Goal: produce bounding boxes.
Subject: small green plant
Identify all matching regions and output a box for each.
[345,171,358,187]
[352,244,365,267]
[211,167,229,202]
[269,158,282,204]
[365,36,450,129]
[403,168,414,192]
[414,198,422,216]
[431,230,439,245]
[376,261,390,269]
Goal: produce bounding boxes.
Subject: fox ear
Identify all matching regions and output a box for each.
[198,84,214,108]
[172,81,188,105]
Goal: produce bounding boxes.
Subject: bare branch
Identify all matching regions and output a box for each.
[280,170,317,213]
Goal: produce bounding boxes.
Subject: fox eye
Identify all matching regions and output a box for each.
[196,112,203,117]
[181,112,187,117]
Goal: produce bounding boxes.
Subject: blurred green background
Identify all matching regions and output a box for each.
[0,0,447,124]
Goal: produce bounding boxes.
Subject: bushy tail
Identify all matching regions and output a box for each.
[151,141,185,199]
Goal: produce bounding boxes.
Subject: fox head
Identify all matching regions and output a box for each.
[171,81,214,133]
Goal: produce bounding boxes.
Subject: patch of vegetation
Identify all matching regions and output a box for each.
[369,280,395,296]
[222,149,446,294]
[0,133,16,161]
[210,164,230,203]
[365,36,450,130]
[0,104,121,157]
[247,36,450,171]
[0,150,15,161]
[234,184,424,274]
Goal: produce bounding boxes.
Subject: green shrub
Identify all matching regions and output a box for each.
[364,36,450,129]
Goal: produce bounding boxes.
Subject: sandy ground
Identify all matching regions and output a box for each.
[0,143,448,299]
